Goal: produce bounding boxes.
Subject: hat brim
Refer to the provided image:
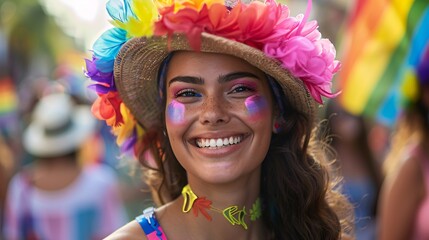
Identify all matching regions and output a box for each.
[23,106,97,158]
[114,33,316,130]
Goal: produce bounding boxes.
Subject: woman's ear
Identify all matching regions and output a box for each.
[272,121,280,134]
[272,117,285,134]
[272,109,284,134]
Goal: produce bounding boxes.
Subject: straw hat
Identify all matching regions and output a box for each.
[23,93,97,158]
[114,33,315,130]
[85,0,340,153]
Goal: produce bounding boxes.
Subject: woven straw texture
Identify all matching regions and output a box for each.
[114,33,316,130]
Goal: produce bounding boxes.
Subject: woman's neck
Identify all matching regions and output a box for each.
[162,195,265,240]
[168,174,265,239]
[181,184,261,228]
[185,168,261,208]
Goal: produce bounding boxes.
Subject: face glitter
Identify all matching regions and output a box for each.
[167,100,185,124]
[244,95,269,121]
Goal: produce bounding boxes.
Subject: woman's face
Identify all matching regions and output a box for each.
[165,51,274,184]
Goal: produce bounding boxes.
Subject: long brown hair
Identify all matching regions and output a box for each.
[259,93,353,239]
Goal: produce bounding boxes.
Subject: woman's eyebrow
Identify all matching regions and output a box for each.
[168,76,204,86]
[168,72,259,86]
[218,72,260,83]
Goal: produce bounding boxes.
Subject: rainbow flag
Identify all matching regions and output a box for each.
[0,77,18,122]
[338,0,429,127]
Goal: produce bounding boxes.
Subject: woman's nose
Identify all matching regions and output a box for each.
[199,96,231,125]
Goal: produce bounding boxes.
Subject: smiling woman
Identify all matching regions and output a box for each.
[84,0,354,239]
[165,52,273,185]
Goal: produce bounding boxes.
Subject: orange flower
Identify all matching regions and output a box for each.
[208,3,241,39]
[155,4,212,50]
[91,92,124,126]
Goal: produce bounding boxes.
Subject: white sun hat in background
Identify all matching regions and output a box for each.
[23,92,97,158]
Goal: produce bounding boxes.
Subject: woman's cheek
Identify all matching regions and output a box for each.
[244,95,270,122]
[166,100,186,125]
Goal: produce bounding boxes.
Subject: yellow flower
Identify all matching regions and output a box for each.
[155,0,173,8]
[113,103,136,146]
[112,0,159,37]
[135,122,145,139]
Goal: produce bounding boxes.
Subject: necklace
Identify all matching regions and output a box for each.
[181,184,262,230]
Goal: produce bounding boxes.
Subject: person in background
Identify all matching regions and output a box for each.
[0,33,20,231]
[378,48,429,240]
[323,99,383,240]
[84,0,355,239]
[2,91,128,240]
[0,134,14,238]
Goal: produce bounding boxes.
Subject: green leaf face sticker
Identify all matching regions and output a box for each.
[250,198,262,221]
[222,206,248,230]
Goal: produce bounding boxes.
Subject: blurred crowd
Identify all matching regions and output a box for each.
[0,0,428,239]
[0,0,154,239]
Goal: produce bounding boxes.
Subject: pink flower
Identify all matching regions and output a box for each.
[264,35,340,103]
[236,1,283,49]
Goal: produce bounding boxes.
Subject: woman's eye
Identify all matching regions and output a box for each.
[175,89,202,98]
[230,85,255,94]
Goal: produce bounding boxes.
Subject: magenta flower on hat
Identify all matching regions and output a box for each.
[264,35,340,103]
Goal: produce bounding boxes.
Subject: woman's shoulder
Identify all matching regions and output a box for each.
[397,143,428,176]
[103,220,147,240]
[104,206,171,240]
[383,143,425,196]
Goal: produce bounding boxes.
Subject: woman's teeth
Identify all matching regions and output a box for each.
[196,136,242,148]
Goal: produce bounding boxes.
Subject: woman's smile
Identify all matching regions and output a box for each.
[195,134,244,148]
[187,131,251,159]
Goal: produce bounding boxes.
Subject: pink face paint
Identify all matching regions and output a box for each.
[167,100,185,124]
[244,95,269,121]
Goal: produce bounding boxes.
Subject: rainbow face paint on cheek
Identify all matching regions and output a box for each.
[245,95,269,121]
[167,100,185,124]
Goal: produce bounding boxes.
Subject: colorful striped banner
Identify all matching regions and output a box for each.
[338,0,429,127]
[0,78,18,116]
